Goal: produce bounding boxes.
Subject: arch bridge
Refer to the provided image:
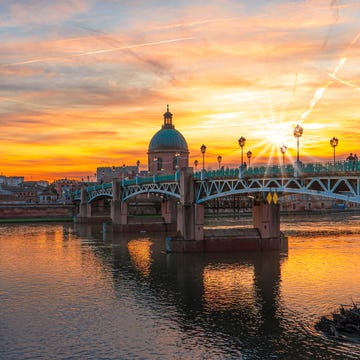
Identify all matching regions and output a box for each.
[74,161,360,204]
[74,161,360,249]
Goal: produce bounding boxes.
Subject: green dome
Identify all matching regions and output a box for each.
[148,128,188,151]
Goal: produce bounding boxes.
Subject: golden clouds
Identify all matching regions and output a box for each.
[0,1,360,179]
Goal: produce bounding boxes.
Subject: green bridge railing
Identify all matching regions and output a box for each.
[73,160,360,197]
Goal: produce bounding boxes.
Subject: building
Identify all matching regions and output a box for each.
[0,176,24,186]
[97,166,138,184]
[53,179,81,203]
[39,188,58,204]
[147,105,189,174]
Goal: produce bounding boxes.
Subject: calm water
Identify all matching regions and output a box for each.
[1,213,360,359]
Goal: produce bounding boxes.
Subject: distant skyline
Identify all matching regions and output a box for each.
[1,0,360,180]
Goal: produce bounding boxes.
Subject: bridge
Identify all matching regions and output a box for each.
[73,160,360,252]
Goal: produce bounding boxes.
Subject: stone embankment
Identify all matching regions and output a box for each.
[0,204,75,222]
[316,302,360,341]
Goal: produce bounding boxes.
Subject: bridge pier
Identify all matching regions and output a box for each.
[78,186,92,221]
[176,167,204,241]
[161,200,176,224]
[111,179,128,228]
[253,202,287,251]
[167,167,287,253]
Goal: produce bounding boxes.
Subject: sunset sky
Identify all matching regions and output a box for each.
[1,0,360,180]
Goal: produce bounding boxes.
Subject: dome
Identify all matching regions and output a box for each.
[148,128,188,151]
[148,105,188,152]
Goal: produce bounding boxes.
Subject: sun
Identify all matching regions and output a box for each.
[250,116,295,148]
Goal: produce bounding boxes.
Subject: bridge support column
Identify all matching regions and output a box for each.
[194,203,204,240]
[166,167,204,253]
[111,179,128,227]
[161,199,176,224]
[253,202,287,250]
[78,186,92,220]
[177,168,194,240]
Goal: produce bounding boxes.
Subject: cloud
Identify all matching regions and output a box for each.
[0,0,94,26]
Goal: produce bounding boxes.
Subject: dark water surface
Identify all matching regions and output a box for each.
[1,213,360,359]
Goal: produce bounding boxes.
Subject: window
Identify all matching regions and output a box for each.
[157,158,162,171]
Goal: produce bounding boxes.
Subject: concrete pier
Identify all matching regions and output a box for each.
[166,168,287,253]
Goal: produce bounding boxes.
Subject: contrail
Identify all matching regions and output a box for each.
[5,37,196,67]
[150,17,241,31]
[298,29,360,123]
[327,72,360,90]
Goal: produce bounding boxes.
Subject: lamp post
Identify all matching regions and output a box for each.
[238,136,246,167]
[330,137,339,165]
[217,155,222,169]
[246,150,252,168]
[200,144,206,170]
[280,145,287,165]
[136,160,140,174]
[194,159,198,171]
[293,124,303,163]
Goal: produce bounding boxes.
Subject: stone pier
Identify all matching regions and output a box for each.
[77,186,92,222]
[166,167,287,253]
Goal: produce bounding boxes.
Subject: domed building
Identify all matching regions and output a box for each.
[148,105,189,174]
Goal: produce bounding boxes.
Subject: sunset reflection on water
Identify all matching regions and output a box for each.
[128,238,153,278]
[1,216,360,359]
[203,264,256,311]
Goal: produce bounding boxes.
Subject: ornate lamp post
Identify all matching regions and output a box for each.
[194,159,198,171]
[200,144,206,170]
[330,137,339,165]
[217,155,222,169]
[246,150,252,168]
[293,124,303,163]
[238,136,246,167]
[136,160,140,174]
[280,145,287,165]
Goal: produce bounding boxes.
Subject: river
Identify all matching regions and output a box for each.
[1,213,360,359]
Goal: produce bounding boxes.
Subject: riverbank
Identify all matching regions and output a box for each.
[0,217,73,223]
[0,204,75,223]
[316,303,360,342]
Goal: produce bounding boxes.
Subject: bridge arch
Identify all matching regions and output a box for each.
[195,177,360,204]
[121,182,180,202]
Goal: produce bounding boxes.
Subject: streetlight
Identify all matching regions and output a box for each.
[246,150,252,168]
[136,159,140,174]
[238,136,246,167]
[293,124,303,163]
[280,145,287,165]
[200,144,206,170]
[194,159,199,171]
[217,155,222,169]
[330,137,339,165]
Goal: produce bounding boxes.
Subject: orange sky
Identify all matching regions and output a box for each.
[1,0,360,181]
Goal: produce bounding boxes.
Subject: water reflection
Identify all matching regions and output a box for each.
[1,220,360,359]
[128,239,153,277]
[203,264,255,311]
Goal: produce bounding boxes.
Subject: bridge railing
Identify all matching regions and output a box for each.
[72,160,360,198]
[194,160,360,179]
